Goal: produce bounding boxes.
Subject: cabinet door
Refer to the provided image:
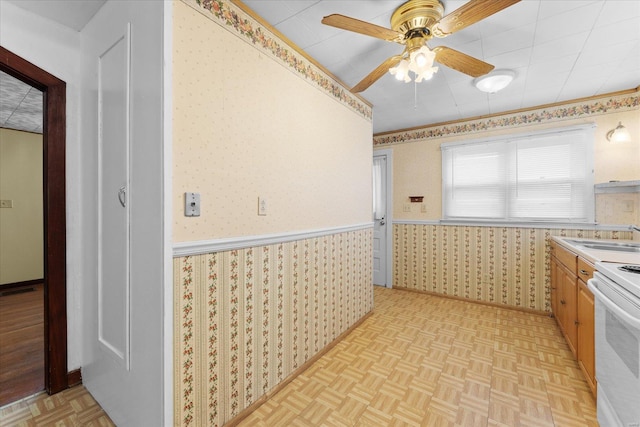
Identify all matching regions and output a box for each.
[550,256,559,319]
[559,264,578,357]
[577,279,596,395]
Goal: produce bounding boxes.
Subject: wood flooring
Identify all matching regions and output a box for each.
[0,284,44,407]
[1,286,597,426]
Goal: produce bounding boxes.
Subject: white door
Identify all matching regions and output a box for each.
[373,152,391,287]
[80,1,165,426]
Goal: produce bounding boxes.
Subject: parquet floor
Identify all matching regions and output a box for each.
[239,287,598,426]
[1,286,597,426]
[0,385,114,427]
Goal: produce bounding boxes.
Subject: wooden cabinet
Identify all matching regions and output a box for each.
[576,258,596,396]
[550,240,596,396]
[555,257,578,356]
[577,279,596,395]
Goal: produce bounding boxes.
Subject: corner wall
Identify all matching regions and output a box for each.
[172,1,374,424]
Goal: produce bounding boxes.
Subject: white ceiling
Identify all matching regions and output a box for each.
[1,0,106,134]
[6,0,106,31]
[2,1,639,135]
[243,0,640,133]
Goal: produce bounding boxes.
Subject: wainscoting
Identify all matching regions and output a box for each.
[393,224,632,312]
[173,227,373,426]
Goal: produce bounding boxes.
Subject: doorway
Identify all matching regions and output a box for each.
[0,106,44,405]
[0,46,68,400]
[373,149,393,288]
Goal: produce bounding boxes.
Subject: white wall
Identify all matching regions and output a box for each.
[0,1,84,370]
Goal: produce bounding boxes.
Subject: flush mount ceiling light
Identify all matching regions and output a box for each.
[473,69,516,93]
[606,122,631,143]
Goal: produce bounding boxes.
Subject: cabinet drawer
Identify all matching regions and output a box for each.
[551,241,577,271]
[577,258,595,283]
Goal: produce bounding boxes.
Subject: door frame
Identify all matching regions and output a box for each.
[373,149,393,288]
[0,46,68,394]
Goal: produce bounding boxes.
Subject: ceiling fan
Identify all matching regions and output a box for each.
[321,0,521,93]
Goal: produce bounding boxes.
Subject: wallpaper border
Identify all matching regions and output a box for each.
[373,90,640,146]
[173,222,374,256]
[181,0,372,121]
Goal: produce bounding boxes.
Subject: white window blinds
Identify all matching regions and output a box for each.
[442,125,594,223]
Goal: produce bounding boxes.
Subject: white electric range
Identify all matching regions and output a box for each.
[588,261,640,427]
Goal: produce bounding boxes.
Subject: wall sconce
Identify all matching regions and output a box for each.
[606,122,631,143]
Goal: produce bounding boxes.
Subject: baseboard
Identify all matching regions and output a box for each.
[224,310,373,426]
[67,369,82,387]
[393,286,549,316]
[0,279,44,291]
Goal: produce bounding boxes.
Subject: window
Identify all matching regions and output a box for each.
[441,124,595,223]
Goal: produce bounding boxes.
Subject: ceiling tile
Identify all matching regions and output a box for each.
[482,23,536,58]
[530,31,590,64]
[243,1,318,26]
[534,2,602,45]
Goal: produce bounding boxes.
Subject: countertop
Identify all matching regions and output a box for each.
[552,236,640,265]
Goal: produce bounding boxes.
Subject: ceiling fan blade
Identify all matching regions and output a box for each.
[432,0,521,37]
[322,14,404,43]
[351,55,403,93]
[434,46,494,77]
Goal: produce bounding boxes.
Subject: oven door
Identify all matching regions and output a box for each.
[588,273,640,427]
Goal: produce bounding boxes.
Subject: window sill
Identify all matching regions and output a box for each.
[393,219,633,231]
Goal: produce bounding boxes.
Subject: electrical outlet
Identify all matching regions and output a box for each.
[403,204,411,212]
[0,200,13,208]
[258,197,267,216]
[622,200,634,213]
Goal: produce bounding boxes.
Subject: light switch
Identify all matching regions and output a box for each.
[184,192,200,217]
[421,204,427,213]
[403,204,411,212]
[258,197,267,216]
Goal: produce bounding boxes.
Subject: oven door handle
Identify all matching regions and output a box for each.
[588,278,640,329]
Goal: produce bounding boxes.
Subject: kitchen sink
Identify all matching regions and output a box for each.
[565,239,640,253]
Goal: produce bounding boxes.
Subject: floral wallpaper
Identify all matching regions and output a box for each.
[174,228,373,426]
[183,0,371,122]
[393,224,633,312]
[374,91,640,145]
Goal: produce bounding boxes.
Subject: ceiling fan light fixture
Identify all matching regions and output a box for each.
[390,58,412,82]
[473,69,515,93]
[410,45,435,68]
[390,45,439,83]
[415,66,438,82]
